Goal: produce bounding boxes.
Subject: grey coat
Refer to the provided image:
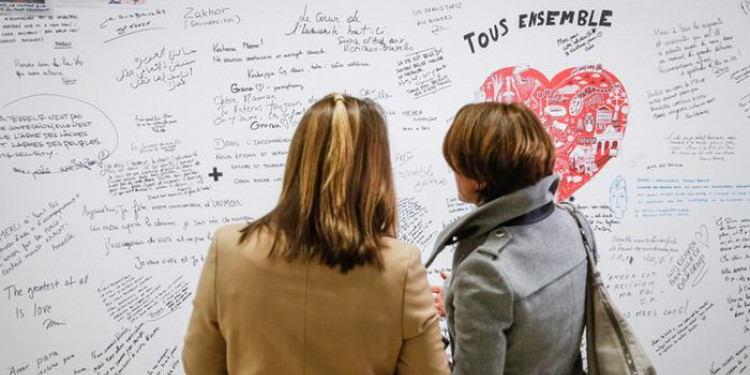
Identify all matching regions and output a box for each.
[426,175,592,375]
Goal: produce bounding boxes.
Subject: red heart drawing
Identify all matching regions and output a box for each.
[480,65,629,201]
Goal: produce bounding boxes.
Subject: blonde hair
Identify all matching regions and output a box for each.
[240,93,397,273]
[443,102,555,202]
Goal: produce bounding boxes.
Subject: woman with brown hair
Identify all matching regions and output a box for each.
[426,102,592,375]
[183,93,449,375]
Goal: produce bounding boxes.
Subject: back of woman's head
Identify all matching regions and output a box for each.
[241,93,397,273]
[443,102,555,202]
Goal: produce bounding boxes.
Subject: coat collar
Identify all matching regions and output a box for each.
[425,174,560,268]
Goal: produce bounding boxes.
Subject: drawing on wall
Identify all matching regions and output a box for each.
[479,65,629,201]
[610,175,628,219]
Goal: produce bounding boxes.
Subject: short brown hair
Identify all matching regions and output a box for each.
[443,102,555,202]
[240,93,397,273]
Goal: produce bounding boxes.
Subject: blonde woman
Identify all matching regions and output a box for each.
[183,94,450,375]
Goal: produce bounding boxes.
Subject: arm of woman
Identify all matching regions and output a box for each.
[398,247,451,375]
[451,255,513,375]
[182,230,228,375]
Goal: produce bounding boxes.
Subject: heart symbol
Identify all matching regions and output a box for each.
[480,65,629,201]
[694,224,709,249]
[255,83,264,91]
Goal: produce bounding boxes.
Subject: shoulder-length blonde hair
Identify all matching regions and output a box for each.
[240,93,397,273]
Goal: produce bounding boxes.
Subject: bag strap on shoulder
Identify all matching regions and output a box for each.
[558,202,600,278]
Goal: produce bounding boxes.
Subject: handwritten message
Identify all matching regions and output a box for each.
[134,114,178,134]
[0,14,78,44]
[115,45,197,91]
[740,92,750,120]
[146,346,180,375]
[445,197,472,217]
[4,273,89,331]
[394,164,448,193]
[0,195,79,277]
[97,275,190,323]
[99,9,167,43]
[608,234,679,266]
[91,323,160,375]
[576,203,622,233]
[397,197,437,250]
[101,151,210,200]
[635,178,750,217]
[463,9,613,53]
[650,301,715,356]
[710,344,749,375]
[285,4,414,53]
[716,216,750,332]
[213,136,289,186]
[0,94,117,175]
[647,77,716,120]
[557,28,606,56]
[183,6,241,29]
[732,65,750,84]
[665,225,709,290]
[12,55,83,85]
[606,270,659,306]
[396,47,452,99]
[4,350,82,375]
[654,17,739,78]
[667,132,736,161]
[412,2,462,35]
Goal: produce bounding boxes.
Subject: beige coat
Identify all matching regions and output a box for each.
[183,224,450,375]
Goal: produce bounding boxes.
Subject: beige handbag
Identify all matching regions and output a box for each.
[561,203,657,375]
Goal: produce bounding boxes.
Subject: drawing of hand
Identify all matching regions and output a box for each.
[491,74,503,102]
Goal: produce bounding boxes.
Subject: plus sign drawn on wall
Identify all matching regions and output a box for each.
[208,167,223,182]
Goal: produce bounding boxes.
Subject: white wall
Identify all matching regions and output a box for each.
[1,1,749,374]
